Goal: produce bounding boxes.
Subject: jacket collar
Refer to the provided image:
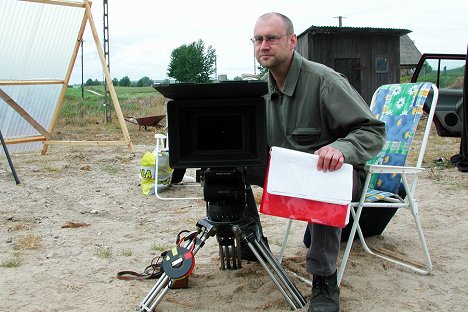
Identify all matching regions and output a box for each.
[268,51,302,97]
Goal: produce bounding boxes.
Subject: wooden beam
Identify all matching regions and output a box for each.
[0,80,64,86]
[6,136,47,145]
[84,0,134,153]
[45,140,132,146]
[18,0,85,8]
[0,88,52,140]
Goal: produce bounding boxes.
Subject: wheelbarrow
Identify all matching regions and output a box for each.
[124,115,166,131]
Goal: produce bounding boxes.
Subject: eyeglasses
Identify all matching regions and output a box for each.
[251,34,289,46]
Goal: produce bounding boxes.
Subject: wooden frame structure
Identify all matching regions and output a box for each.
[0,0,133,154]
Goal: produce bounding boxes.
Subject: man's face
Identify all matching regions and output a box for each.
[253,16,296,70]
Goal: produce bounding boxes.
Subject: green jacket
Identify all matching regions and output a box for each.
[266,51,386,177]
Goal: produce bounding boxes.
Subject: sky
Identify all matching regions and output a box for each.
[70,0,468,84]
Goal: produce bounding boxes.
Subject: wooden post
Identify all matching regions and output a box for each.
[83,0,134,153]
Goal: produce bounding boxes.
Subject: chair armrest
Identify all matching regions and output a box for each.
[364,164,424,174]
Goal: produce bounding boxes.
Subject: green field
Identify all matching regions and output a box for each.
[62,86,164,119]
[54,86,166,143]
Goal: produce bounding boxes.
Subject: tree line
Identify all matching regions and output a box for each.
[84,76,166,87]
[84,38,264,86]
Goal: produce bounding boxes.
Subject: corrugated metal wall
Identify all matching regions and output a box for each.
[0,0,85,153]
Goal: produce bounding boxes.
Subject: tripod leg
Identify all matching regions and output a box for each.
[0,130,20,185]
[242,228,306,310]
[138,274,171,312]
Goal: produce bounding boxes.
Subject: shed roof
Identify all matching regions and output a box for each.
[298,25,411,37]
[400,34,422,66]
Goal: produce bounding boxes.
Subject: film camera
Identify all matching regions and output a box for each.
[137,81,305,312]
[161,81,268,223]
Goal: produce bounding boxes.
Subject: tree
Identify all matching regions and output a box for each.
[167,39,216,83]
[112,78,119,86]
[85,78,101,86]
[119,76,131,87]
[85,78,94,86]
[137,76,153,87]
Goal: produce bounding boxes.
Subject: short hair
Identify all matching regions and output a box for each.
[257,12,294,34]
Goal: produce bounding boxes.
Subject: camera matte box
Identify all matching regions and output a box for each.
[155,82,268,168]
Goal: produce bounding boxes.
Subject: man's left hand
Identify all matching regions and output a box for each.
[314,146,344,172]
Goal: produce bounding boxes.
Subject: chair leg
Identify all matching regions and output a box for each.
[337,204,364,286]
[278,219,293,263]
[358,204,432,275]
[358,176,432,275]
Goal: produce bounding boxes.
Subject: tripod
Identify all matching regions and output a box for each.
[0,130,20,184]
[138,168,306,311]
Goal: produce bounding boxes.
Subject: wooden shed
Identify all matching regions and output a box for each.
[296,26,410,104]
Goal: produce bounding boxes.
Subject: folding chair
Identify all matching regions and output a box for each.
[277,82,438,286]
[337,82,438,284]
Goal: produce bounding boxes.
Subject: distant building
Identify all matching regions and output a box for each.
[296,25,411,104]
[241,74,259,81]
[400,34,422,76]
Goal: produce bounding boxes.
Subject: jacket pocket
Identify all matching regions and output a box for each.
[291,128,322,145]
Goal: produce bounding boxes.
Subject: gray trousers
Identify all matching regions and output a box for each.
[245,166,363,277]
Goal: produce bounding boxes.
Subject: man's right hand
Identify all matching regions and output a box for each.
[314,146,344,172]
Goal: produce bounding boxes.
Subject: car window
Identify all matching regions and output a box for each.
[415,58,465,90]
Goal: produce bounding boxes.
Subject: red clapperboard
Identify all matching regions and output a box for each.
[260,147,353,228]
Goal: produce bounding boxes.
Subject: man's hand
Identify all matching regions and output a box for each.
[314,146,344,172]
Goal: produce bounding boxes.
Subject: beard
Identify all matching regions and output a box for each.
[256,51,289,70]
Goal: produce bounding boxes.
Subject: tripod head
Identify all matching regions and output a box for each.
[201,167,247,223]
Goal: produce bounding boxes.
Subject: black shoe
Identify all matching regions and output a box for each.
[240,236,270,262]
[309,271,340,312]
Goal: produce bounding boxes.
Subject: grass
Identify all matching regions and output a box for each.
[93,245,113,259]
[54,86,167,144]
[121,248,133,257]
[102,164,120,175]
[151,243,168,254]
[11,223,27,231]
[32,166,64,173]
[1,252,21,268]
[15,233,41,250]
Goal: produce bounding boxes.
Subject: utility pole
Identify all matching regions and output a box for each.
[81,39,84,98]
[103,0,111,123]
[334,16,346,27]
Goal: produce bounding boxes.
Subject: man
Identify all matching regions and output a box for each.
[248,12,386,312]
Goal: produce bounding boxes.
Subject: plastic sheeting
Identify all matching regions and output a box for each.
[0,0,85,153]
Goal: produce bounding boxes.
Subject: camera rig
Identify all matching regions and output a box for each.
[137,82,306,311]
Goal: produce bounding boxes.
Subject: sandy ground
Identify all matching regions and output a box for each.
[1,144,467,312]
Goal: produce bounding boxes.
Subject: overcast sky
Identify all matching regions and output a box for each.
[70,0,468,84]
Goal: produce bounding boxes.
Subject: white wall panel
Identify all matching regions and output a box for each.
[0,0,85,153]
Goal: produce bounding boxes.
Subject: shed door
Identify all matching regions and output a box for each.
[334,58,362,94]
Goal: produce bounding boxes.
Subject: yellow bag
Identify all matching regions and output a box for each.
[140,150,173,195]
